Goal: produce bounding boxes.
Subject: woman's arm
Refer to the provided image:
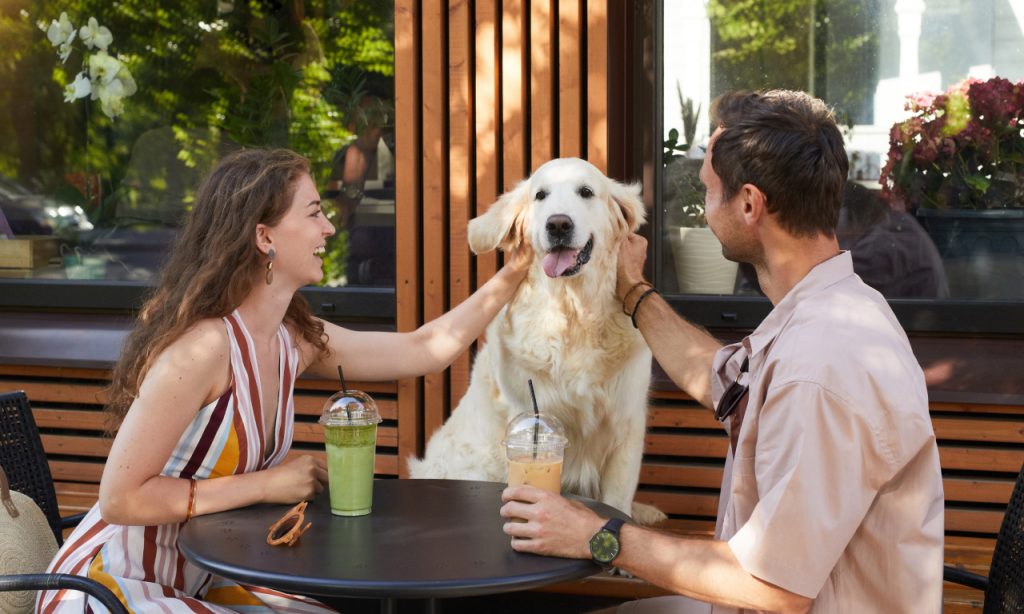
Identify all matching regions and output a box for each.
[99,320,327,526]
[302,245,531,382]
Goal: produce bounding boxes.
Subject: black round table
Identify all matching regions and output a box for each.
[178,479,629,612]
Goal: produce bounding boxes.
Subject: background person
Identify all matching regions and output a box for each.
[500,90,944,614]
[38,148,529,613]
[324,77,396,286]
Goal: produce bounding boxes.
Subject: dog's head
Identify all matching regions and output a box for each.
[468,158,645,278]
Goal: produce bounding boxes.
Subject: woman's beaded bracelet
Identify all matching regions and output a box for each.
[185,478,197,523]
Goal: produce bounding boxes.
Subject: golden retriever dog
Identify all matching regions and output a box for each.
[407,158,665,525]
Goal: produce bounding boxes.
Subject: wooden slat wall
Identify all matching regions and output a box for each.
[396,0,611,472]
[394,0,423,476]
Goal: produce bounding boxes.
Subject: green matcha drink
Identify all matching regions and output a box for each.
[319,385,381,517]
[324,423,377,516]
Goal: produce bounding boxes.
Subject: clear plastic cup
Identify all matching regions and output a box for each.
[503,412,568,494]
[319,389,381,516]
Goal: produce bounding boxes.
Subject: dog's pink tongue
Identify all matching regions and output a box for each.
[542,248,579,277]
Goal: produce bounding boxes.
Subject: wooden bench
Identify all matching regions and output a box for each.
[2,363,1019,612]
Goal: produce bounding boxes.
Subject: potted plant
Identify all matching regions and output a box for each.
[879,76,1024,298]
[662,90,737,295]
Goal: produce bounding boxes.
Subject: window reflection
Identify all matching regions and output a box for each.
[0,1,395,289]
[659,0,1024,302]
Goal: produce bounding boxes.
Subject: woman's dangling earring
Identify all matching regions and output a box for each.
[266,248,275,285]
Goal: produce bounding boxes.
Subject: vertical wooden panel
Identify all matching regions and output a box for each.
[449,0,473,406]
[422,0,448,442]
[586,0,609,172]
[395,0,422,474]
[530,0,555,170]
[558,0,583,159]
[475,0,500,286]
[502,0,528,189]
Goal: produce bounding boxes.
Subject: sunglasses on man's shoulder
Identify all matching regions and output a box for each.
[714,358,749,423]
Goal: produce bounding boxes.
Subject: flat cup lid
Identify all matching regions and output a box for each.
[502,412,568,452]
[319,390,381,427]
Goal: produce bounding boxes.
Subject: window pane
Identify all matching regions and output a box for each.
[0,1,395,289]
[660,0,1024,301]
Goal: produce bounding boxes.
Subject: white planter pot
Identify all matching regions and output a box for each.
[668,226,738,294]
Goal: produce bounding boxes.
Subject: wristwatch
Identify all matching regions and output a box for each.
[589,517,625,566]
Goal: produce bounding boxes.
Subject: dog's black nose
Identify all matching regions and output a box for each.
[545,214,574,241]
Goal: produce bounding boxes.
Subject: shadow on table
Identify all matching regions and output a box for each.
[324,591,627,613]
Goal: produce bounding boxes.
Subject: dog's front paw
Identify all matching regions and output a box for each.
[630,501,667,526]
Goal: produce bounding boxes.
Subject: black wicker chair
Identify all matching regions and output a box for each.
[944,460,1024,614]
[0,390,127,613]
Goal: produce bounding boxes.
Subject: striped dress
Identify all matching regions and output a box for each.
[37,311,336,613]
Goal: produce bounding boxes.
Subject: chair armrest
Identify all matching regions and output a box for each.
[60,512,87,530]
[943,565,988,591]
[0,573,128,614]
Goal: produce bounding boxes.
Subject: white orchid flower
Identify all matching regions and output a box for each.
[47,12,75,46]
[115,64,137,97]
[79,17,113,51]
[88,50,121,87]
[58,41,74,63]
[63,71,92,102]
[96,80,127,118]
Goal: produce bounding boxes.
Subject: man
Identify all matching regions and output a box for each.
[500,90,945,613]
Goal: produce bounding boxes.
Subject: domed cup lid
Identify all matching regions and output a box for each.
[319,389,381,427]
[502,412,568,453]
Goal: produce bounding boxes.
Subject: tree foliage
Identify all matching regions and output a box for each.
[706,0,878,127]
[0,0,394,284]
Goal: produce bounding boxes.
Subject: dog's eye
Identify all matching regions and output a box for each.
[578,185,594,199]
[535,189,548,201]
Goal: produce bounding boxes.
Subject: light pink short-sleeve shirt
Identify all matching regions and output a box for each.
[710,251,944,614]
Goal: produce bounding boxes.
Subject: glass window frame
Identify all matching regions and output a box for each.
[0,279,395,323]
[644,0,1024,336]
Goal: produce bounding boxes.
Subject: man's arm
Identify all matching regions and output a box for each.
[617,234,722,408]
[500,486,812,614]
[614,525,812,614]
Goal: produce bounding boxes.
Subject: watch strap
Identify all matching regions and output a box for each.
[602,517,625,536]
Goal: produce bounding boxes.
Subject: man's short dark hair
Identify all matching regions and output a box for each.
[709,90,848,237]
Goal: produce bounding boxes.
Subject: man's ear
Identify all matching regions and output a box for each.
[468,179,530,254]
[608,179,646,234]
[740,183,767,226]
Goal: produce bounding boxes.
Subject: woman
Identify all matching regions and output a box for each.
[37,149,529,613]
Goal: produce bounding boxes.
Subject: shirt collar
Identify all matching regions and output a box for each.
[745,251,855,359]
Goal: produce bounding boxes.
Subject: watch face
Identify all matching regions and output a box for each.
[589,529,621,564]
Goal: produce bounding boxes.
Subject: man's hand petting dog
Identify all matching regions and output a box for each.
[499,484,605,559]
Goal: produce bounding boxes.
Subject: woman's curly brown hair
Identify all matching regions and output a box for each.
[106,148,330,429]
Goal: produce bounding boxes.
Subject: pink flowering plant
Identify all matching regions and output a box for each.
[880,77,1024,210]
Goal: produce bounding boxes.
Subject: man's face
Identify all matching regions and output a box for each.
[700,127,760,264]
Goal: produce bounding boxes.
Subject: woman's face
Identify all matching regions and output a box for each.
[266,173,336,287]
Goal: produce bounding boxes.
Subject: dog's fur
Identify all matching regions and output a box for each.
[407,158,664,524]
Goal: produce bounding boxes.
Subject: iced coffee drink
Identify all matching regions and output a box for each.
[504,412,568,494]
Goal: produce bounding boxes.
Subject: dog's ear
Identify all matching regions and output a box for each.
[468,179,530,254]
[608,179,646,233]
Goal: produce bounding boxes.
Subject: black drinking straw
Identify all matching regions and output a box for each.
[528,379,540,459]
[337,365,351,420]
